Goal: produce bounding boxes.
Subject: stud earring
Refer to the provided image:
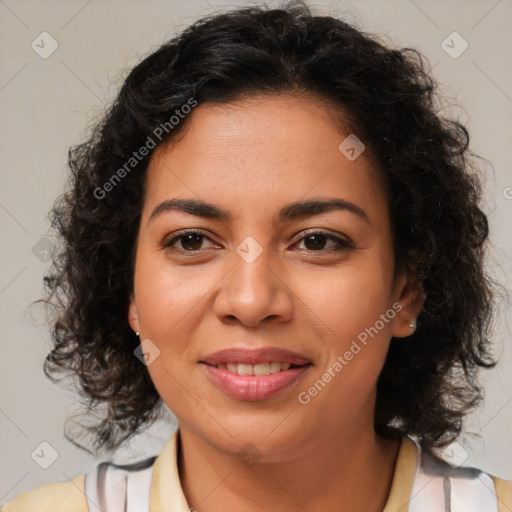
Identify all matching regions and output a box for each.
[408,320,416,331]
[135,331,140,337]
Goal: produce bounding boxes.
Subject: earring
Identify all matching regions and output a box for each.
[408,320,416,331]
[135,331,140,337]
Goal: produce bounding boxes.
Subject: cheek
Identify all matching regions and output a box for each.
[133,254,204,414]
[300,259,394,337]
[295,256,396,405]
[297,271,395,421]
[133,250,211,336]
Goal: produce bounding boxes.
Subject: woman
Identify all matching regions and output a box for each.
[3,3,511,511]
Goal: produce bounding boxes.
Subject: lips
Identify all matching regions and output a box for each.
[199,347,312,400]
[200,347,311,366]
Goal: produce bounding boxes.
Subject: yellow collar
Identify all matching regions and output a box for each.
[383,436,417,511]
[149,429,189,511]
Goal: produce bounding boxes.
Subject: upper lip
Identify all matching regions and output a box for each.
[200,347,311,366]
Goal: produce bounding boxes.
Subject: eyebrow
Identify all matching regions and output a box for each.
[148,197,370,225]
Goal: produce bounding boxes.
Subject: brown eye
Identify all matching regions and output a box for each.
[163,230,217,252]
[303,234,329,251]
[176,233,204,251]
[294,231,354,252]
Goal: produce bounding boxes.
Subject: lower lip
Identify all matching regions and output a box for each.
[201,363,312,401]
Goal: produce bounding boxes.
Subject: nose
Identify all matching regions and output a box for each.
[213,247,294,328]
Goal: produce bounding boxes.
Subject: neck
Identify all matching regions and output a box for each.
[177,423,400,512]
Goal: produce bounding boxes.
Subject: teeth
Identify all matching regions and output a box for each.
[270,361,283,373]
[218,361,293,375]
[254,362,270,376]
[238,363,253,376]
[226,363,238,373]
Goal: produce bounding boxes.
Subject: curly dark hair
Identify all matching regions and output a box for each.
[41,2,497,454]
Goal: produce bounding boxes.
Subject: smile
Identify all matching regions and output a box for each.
[201,362,312,400]
[213,361,300,375]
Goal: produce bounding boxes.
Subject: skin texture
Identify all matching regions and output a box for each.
[128,94,424,511]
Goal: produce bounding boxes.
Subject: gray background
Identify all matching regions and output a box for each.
[1,0,511,504]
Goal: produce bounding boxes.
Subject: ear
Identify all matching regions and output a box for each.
[128,292,140,334]
[391,270,425,338]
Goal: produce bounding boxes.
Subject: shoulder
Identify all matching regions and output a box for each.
[1,431,180,512]
[1,474,88,512]
[491,475,512,512]
[1,456,159,512]
[408,437,512,512]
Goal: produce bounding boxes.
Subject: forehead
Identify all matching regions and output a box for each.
[143,94,387,225]
[150,93,351,169]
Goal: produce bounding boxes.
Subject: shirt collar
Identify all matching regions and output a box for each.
[383,436,418,511]
[149,428,190,511]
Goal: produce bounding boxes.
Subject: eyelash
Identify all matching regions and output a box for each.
[162,228,354,254]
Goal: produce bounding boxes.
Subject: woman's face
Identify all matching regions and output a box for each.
[129,94,421,459]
